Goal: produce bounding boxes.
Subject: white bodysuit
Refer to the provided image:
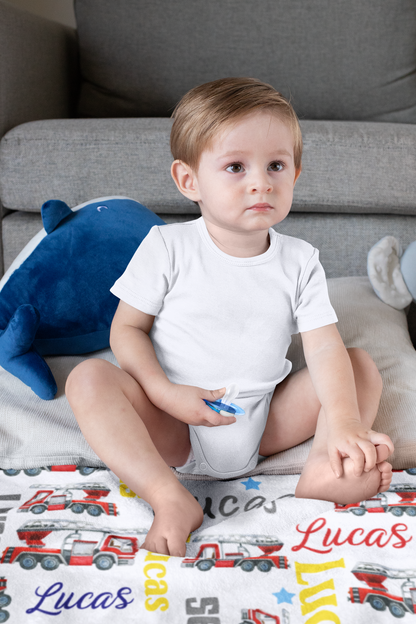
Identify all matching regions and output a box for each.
[110,217,338,478]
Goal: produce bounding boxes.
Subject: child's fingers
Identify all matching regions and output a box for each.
[329,449,343,479]
[368,431,394,456]
[205,409,236,427]
[357,439,377,472]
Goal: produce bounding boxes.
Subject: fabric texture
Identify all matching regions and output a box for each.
[2,119,416,216]
[0,276,414,476]
[111,218,337,399]
[74,0,416,123]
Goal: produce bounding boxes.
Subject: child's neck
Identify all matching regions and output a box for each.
[203,219,270,258]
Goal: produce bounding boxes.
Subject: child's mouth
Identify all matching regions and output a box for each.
[248,203,273,211]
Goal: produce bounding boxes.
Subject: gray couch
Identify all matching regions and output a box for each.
[1,0,416,473]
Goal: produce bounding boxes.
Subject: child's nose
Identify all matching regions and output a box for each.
[248,174,273,193]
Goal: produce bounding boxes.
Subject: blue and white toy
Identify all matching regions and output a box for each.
[0,196,164,400]
[204,383,245,416]
[367,236,416,310]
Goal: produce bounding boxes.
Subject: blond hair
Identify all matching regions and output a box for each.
[170,77,302,171]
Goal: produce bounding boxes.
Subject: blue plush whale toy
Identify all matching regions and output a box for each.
[0,196,164,400]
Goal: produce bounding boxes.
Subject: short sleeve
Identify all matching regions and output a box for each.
[110,226,170,315]
[294,248,338,333]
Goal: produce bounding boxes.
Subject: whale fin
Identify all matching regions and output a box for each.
[41,200,73,234]
[0,304,57,400]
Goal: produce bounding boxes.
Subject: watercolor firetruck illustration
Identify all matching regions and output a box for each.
[0,578,11,623]
[1,465,105,477]
[348,562,416,617]
[18,482,117,517]
[239,607,290,624]
[335,484,416,516]
[182,534,288,572]
[0,519,147,571]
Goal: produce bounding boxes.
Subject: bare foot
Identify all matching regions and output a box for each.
[295,448,393,505]
[142,481,203,557]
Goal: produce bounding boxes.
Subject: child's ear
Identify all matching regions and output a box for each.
[293,167,302,186]
[171,160,201,202]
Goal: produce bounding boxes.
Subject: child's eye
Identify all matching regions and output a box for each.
[268,161,284,172]
[226,163,244,173]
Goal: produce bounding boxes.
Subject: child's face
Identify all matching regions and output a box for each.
[172,111,301,236]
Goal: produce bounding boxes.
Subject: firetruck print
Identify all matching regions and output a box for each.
[335,484,416,517]
[348,562,416,618]
[1,465,105,477]
[239,607,290,624]
[18,482,118,517]
[182,534,289,572]
[0,578,11,623]
[0,519,147,571]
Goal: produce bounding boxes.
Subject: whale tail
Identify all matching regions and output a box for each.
[0,304,57,400]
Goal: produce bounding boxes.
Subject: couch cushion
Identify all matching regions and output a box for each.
[2,119,416,215]
[75,0,416,123]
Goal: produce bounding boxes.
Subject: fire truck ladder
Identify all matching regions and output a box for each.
[18,519,148,535]
[192,534,283,546]
[388,484,416,494]
[28,482,110,493]
[352,562,416,580]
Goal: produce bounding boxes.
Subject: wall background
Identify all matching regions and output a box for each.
[3,0,76,27]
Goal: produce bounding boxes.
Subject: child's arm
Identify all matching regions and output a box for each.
[110,301,235,427]
[301,323,393,478]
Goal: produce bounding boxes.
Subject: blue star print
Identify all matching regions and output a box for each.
[273,588,296,604]
[241,477,261,490]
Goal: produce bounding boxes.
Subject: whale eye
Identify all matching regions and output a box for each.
[97,205,108,212]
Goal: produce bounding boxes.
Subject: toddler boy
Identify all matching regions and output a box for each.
[66,77,393,557]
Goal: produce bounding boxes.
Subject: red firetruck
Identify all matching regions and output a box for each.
[2,465,105,477]
[348,562,416,617]
[1,519,147,571]
[18,482,118,517]
[182,534,289,572]
[240,607,289,623]
[335,484,416,517]
[0,578,11,623]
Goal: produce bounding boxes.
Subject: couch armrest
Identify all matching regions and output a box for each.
[0,1,79,140]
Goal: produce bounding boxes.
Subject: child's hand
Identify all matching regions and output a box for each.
[161,384,237,427]
[327,420,394,478]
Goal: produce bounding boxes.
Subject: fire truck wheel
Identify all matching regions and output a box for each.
[41,556,60,571]
[388,602,406,618]
[257,560,272,572]
[405,507,416,516]
[3,469,20,477]
[240,561,255,572]
[196,560,214,571]
[95,555,114,570]
[19,554,37,570]
[86,505,102,516]
[368,596,386,611]
[31,505,47,515]
[78,467,95,476]
[71,503,85,514]
[24,468,42,476]
[0,595,11,608]
[351,508,365,516]
[406,468,416,475]
[391,507,404,516]
[0,609,10,622]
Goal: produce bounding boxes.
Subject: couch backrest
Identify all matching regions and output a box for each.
[75,0,416,123]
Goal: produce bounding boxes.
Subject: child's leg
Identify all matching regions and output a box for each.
[65,359,203,556]
[259,348,392,504]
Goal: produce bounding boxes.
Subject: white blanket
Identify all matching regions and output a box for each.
[1,466,416,622]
